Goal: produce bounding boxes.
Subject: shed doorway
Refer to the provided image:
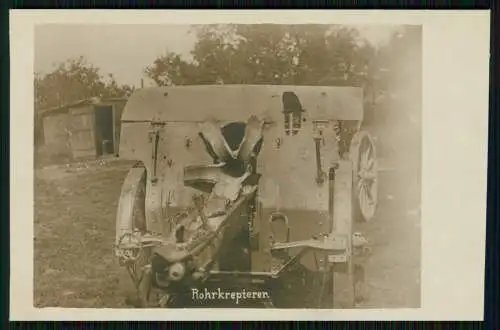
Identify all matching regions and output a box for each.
[94,106,115,156]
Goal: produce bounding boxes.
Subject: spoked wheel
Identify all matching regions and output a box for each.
[115,164,156,308]
[349,131,378,222]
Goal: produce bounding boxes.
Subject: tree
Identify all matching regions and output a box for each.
[367,25,422,159]
[35,56,134,111]
[143,52,198,86]
[144,24,377,90]
[373,25,422,117]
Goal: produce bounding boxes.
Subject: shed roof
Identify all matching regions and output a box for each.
[38,97,128,117]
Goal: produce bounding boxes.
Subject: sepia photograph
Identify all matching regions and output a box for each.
[32,22,422,309]
[9,9,490,321]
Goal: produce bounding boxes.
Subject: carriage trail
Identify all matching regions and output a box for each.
[34,153,421,309]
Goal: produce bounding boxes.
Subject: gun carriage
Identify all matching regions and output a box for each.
[114,85,377,308]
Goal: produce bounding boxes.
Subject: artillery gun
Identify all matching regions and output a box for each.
[114,85,377,308]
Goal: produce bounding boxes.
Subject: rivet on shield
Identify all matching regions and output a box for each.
[275,138,281,148]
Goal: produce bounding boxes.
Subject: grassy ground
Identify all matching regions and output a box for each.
[34,159,137,308]
[34,147,421,308]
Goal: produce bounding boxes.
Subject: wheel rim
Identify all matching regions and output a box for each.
[116,166,154,307]
[350,132,378,221]
[132,178,153,307]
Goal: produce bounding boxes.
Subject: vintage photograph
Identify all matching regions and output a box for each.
[33,23,422,309]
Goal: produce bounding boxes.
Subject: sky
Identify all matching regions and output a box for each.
[35,24,397,88]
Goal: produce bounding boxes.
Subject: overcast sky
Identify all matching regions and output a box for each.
[35,24,396,88]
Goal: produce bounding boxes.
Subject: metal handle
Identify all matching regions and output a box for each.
[148,126,162,184]
[269,212,290,244]
[314,136,326,185]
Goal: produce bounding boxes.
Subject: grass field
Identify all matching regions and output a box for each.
[34,156,421,308]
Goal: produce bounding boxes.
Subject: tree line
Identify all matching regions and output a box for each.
[34,56,135,111]
[34,24,421,126]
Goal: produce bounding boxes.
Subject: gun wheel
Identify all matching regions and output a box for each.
[350,131,378,222]
[116,165,155,308]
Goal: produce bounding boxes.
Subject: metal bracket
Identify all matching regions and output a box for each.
[148,122,165,184]
[314,135,326,185]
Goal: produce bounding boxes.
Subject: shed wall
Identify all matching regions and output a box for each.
[112,100,126,155]
[38,113,73,164]
[37,98,128,164]
[68,105,98,159]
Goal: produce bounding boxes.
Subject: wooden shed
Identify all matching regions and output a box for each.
[36,97,128,161]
